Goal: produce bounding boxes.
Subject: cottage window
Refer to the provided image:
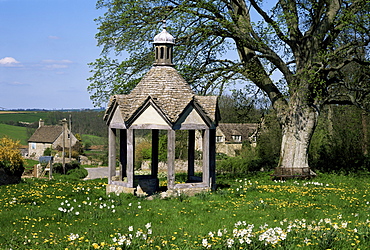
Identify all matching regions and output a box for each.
[31,143,36,149]
[232,135,242,142]
[216,136,224,143]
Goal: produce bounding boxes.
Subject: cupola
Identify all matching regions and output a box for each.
[153,21,174,66]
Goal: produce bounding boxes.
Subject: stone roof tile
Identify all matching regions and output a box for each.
[105,65,219,126]
[28,126,62,143]
[217,123,258,142]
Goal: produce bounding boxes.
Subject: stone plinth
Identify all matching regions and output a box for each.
[106,184,135,195]
[107,176,159,196]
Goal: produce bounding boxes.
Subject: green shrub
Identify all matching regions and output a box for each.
[0,137,24,176]
[52,161,83,176]
[135,141,152,169]
[43,147,52,156]
[67,167,88,179]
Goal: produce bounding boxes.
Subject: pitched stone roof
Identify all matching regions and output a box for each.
[28,126,62,143]
[217,123,258,142]
[105,65,219,125]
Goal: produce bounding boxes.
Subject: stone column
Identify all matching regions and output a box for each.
[127,129,135,187]
[167,130,175,189]
[209,129,216,190]
[202,129,210,186]
[108,127,116,184]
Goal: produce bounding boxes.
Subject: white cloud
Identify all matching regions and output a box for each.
[41,59,73,70]
[10,81,29,86]
[42,59,72,64]
[48,35,61,40]
[0,57,21,67]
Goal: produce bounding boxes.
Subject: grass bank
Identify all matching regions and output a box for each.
[0,172,369,249]
[0,124,28,145]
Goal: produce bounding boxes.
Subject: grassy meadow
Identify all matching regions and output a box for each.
[1,172,370,249]
[0,124,28,145]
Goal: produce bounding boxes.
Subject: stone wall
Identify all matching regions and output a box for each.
[216,143,243,157]
[141,160,203,172]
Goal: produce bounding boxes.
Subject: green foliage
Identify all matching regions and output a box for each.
[52,161,86,179]
[135,141,152,169]
[219,92,264,123]
[216,150,261,177]
[175,130,188,160]
[158,133,167,163]
[310,106,370,173]
[0,137,24,175]
[47,111,107,137]
[43,147,52,156]
[255,112,282,171]
[66,167,88,180]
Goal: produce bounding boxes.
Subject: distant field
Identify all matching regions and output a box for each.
[0,111,49,123]
[81,134,106,146]
[0,124,28,145]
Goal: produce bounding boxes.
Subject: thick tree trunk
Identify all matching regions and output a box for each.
[274,103,319,177]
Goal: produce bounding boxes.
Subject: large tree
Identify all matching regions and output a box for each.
[88,0,370,174]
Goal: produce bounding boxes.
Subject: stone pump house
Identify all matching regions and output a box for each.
[104,25,220,196]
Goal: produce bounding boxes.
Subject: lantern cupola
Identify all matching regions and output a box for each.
[153,21,174,66]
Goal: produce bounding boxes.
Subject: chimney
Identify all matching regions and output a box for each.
[62,118,68,131]
[39,119,44,128]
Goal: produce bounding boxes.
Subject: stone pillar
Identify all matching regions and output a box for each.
[209,129,216,190]
[108,127,116,184]
[202,129,210,186]
[167,130,175,189]
[127,129,135,187]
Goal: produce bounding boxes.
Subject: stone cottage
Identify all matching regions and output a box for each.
[194,123,259,157]
[216,123,259,156]
[28,118,78,159]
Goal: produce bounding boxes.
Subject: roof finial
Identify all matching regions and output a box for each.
[162,20,167,29]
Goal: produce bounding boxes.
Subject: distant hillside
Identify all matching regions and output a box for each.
[0,124,28,145]
[0,110,107,138]
[0,111,50,124]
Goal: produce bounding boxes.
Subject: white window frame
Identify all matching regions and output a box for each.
[232,135,242,142]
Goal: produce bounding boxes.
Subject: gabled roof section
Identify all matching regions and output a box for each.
[28,126,62,143]
[128,97,172,128]
[194,96,219,124]
[105,66,219,128]
[124,66,194,123]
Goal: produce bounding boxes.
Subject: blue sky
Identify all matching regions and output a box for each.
[0,0,104,110]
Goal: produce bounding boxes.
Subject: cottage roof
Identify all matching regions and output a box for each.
[28,125,62,143]
[217,123,258,142]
